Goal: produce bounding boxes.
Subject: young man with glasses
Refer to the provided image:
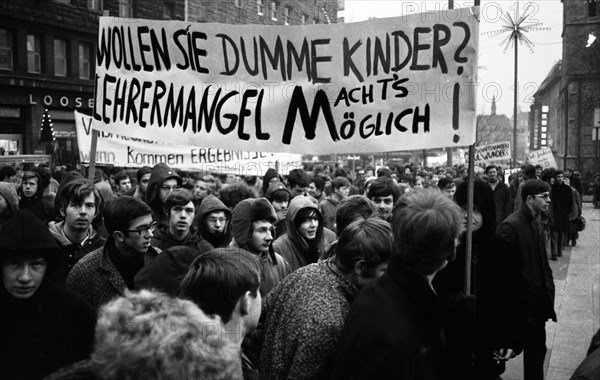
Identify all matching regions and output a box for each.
[66,196,160,311]
[197,194,233,250]
[491,179,556,380]
[145,163,182,229]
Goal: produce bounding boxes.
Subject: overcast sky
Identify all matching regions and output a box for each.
[341,0,564,117]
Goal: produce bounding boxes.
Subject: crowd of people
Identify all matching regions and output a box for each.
[0,159,596,380]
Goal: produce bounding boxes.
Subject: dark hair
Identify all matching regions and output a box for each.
[333,168,348,178]
[554,169,564,177]
[163,188,197,216]
[136,166,152,183]
[331,176,350,190]
[392,189,462,276]
[521,164,536,180]
[179,248,260,323]
[294,207,320,229]
[367,177,400,202]
[335,218,392,276]
[113,171,130,186]
[219,183,257,210]
[540,168,556,183]
[56,178,102,220]
[0,166,17,181]
[437,177,455,190]
[377,167,391,178]
[310,176,325,191]
[287,169,309,189]
[103,196,152,234]
[521,179,551,201]
[484,165,496,174]
[270,189,290,203]
[335,195,376,236]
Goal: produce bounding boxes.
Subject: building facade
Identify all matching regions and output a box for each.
[0,0,336,164]
[560,0,599,175]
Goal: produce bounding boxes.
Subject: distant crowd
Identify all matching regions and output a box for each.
[0,160,599,380]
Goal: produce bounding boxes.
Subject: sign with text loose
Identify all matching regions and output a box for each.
[464,141,511,164]
[75,111,302,175]
[527,147,557,169]
[92,8,479,154]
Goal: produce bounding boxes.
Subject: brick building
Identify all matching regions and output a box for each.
[531,0,600,177]
[0,0,336,164]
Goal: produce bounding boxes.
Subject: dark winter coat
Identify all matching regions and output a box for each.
[272,196,335,273]
[48,221,106,285]
[332,257,448,380]
[489,180,512,225]
[319,196,340,233]
[19,171,55,222]
[197,194,232,249]
[65,240,160,311]
[0,181,19,228]
[551,183,573,231]
[150,225,212,252]
[492,204,557,353]
[261,260,358,379]
[0,210,96,380]
[231,197,292,295]
[134,246,203,295]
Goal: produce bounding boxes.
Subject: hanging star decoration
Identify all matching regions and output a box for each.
[40,108,55,143]
[483,3,550,53]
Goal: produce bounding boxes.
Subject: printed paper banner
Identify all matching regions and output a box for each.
[464,141,511,163]
[527,147,557,169]
[75,111,302,175]
[91,8,479,154]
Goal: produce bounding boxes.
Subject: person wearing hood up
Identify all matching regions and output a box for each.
[231,197,292,296]
[264,181,292,239]
[145,163,182,229]
[48,178,106,285]
[18,169,55,222]
[0,181,19,229]
[272,195,336,273]
[0,210,96,380]
[197,194,233,249]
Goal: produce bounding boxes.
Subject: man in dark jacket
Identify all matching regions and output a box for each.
[66,196,160,311]
[332,189,463,380]
[48,178,105,284]
[551,170,573,255]
[145,163,182,229]
[0,210,96,380]
[485,164,512,225]
[149,188,211,252]
[492,179,556,380]
[18,169,55,222]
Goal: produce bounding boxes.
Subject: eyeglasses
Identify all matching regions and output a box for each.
[121,221,157,236]
[160,185,180,191]
[207,217,228,225]
[534,194,550,200]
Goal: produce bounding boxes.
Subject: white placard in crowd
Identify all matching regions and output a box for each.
[527,147,557,169]
[90,8,479,154]
[464,141,511,164]
[75,111,302,175]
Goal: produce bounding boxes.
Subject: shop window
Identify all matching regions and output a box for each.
[257,0,264,16]
[271,1,279,20]
[119,0,133,18]
[88,0,103,11]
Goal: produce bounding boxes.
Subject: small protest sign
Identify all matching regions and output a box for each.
[464,141,511,164]
[527,147,557,169]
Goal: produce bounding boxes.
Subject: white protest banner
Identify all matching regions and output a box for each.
[75,111,302,175]
[91,8,479,154]
[464,141,511,164]
[527,147,557,169]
